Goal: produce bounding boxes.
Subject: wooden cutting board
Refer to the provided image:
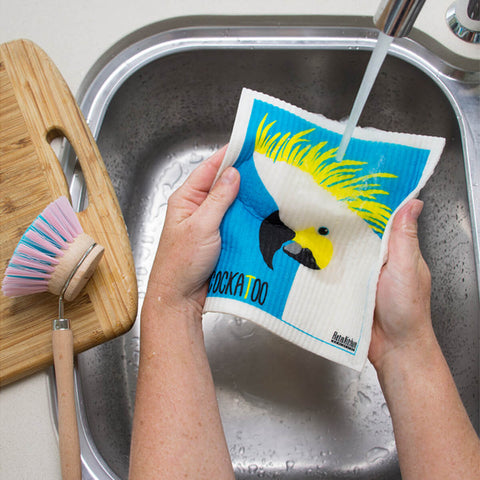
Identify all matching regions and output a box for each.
[0,39,138,386]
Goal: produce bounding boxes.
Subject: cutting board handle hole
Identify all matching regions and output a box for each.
[47,128,89,212]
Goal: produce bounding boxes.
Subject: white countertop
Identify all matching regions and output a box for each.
[0,0,477,478]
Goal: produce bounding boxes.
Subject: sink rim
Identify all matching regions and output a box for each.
[79,23,479,140]
[59,21,480,480]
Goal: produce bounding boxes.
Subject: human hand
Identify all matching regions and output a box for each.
[132,147,239,480]
[145,146,240,315]
[369,199,435,373]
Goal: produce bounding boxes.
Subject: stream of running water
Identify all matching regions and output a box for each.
[335,32,394,162]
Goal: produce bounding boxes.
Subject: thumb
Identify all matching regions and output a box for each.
[388,199,424,267]
[196,167,240,233]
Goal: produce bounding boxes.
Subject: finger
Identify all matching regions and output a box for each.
[387,199,423,269]
[168,146,228,222]
[195,167,240,234]
[206,144,229,171]
[182,145,228,201]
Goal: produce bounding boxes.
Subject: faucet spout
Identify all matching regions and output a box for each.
[374,0,427,37]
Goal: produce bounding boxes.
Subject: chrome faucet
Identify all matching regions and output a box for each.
[446,0,480,43]
[374,0,427,37]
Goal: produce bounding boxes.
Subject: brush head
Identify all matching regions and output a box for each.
[2,196,104,301]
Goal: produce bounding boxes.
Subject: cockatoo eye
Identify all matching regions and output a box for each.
[318,227,329,236]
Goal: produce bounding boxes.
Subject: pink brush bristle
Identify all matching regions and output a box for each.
[2,196,84,297]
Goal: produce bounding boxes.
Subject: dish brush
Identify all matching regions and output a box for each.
[2,196,104,480]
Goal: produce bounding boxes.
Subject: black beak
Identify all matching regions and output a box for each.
[259,211,295,269]
[283,242,320,270]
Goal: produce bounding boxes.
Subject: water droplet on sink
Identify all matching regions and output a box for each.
[141,235,155,244]
[189,152,203,164]
[286,460,295,471]
[229,316,256,339]
[248,464,258,474]
[367,446,389,463]
[136,267,148,276]
[357,390,371,405]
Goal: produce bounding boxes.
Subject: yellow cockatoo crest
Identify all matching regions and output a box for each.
[254,114,398,235]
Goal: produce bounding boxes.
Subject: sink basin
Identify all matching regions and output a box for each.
[61,19,480,479]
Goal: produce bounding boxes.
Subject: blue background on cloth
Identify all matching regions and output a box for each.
[210,156,300,319]
[208,98,431,320]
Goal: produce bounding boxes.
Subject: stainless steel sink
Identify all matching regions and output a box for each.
[60,19,480,479]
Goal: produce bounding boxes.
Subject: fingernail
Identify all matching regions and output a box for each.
[219,167,238,184]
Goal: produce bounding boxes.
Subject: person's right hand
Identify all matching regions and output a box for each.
[145,146,240,316]
[368,200,480,480]
[369,199,435,373]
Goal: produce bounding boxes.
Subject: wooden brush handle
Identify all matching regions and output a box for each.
[52,329,81,480]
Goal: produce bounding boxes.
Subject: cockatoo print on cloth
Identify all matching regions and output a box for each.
[204,89,445,371]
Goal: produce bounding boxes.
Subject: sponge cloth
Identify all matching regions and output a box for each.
[204,88,445,371]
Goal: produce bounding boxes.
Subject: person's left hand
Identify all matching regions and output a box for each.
[146,145,240,315]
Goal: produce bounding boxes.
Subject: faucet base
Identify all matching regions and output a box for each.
[446,1,480,43]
